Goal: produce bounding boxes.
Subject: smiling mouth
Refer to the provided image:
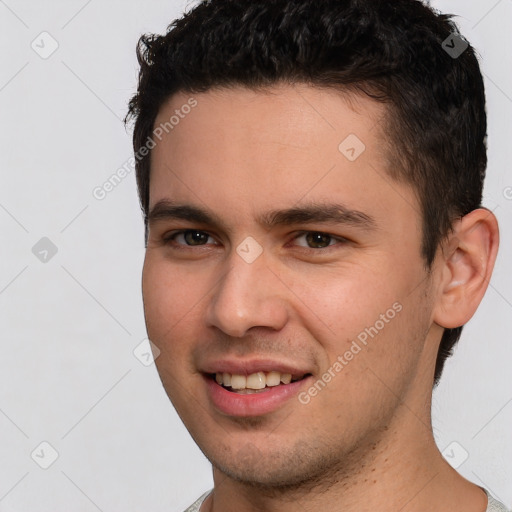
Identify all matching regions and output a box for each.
[210,371,310,394]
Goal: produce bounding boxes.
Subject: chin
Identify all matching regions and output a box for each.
[215,458,314,489]
[202,437,346,492]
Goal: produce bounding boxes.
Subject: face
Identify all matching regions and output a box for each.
[142,84,442,487]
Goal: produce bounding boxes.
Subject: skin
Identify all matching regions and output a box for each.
[142,83,499,511]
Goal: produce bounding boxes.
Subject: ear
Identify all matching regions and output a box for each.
[433,208,499,329]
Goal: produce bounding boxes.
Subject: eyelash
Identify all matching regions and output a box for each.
[163,230,348,251]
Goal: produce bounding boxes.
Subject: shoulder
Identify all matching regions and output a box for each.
[183,490,212,512]
[485,489,510,512]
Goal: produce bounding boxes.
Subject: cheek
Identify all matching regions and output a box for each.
[288,265,400,338]
[142,258,214,405]
[288,262,422,374]
[141,256,207,353]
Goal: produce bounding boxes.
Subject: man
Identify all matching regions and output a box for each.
[124,0,508,510]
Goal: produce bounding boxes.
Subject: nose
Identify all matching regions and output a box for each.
[205,248,289,338]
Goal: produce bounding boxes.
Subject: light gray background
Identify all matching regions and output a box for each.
[0,0,510,510]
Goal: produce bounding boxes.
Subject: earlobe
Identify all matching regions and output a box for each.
[433,208,499,329]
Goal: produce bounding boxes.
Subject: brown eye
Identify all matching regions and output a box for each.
[300,232,335,249]
[183,231,210,245]
[168,230,213,246]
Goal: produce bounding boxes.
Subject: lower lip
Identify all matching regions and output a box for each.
[204,375,311,417]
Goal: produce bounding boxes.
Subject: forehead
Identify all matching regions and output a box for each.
[149,84,417,229]
[153,84,387,160]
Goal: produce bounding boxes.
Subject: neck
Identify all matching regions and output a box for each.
[204,379,488,512]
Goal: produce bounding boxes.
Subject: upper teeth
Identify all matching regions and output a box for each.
[215,371,294,390]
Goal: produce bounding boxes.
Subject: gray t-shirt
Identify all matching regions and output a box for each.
[184,489,510,511]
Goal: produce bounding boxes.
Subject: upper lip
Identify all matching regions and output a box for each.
[201,359,312,378]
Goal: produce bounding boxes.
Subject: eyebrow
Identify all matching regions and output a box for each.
[147,200,379,232]
[260,203,378,231]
